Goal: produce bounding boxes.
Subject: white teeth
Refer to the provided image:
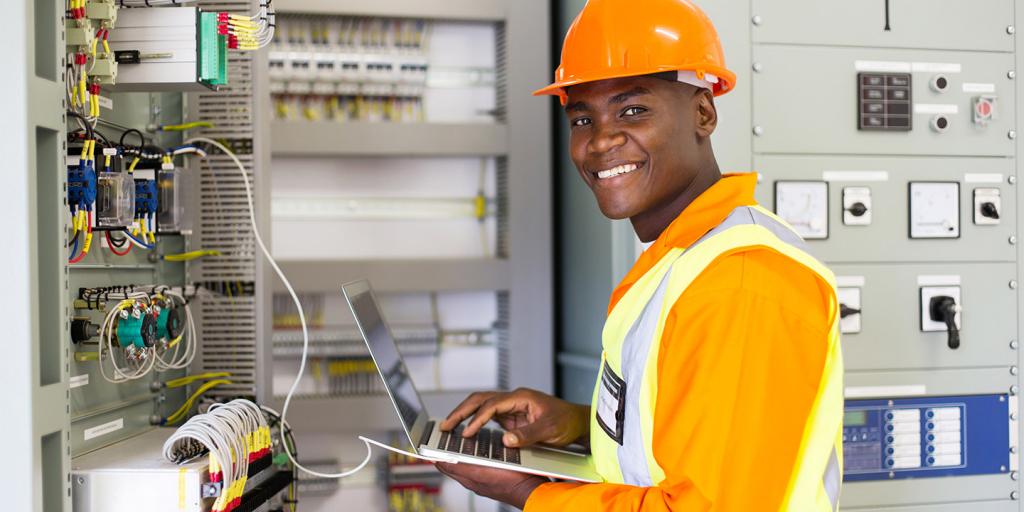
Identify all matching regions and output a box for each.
[596,163,639,180]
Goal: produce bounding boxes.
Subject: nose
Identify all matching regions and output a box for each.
[588,122,627,156]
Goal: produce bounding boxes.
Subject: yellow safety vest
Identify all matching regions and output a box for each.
[589,204,844,511]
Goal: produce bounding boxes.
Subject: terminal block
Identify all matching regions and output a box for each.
[68,162,97,212]
[85,0,117,23]
[65,19,95,48]
[134,179,158,217]
[89,53,118,85]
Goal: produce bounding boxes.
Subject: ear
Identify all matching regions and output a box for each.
[694,89,718,138]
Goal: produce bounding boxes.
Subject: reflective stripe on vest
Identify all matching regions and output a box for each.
[590,204,844,511]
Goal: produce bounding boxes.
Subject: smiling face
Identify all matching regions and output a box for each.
[565,74,719,241]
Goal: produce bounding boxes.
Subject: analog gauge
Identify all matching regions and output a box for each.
[909,182,960,239]
[774,181,829,239]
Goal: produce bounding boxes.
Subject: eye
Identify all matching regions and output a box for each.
[571,117,592,127]
[622,106,647,117]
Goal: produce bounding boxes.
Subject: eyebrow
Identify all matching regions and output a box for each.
[565,86,652,114]
[608,87,651,105]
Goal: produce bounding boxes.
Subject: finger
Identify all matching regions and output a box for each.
[504,421,547,447]
[441,392,495,430]
[464,395,526,437]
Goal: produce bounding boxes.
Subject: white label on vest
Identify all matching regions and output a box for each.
[596,360,626,445]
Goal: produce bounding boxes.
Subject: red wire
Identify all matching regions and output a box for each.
[106,230,132,256]
[68,211,93,264]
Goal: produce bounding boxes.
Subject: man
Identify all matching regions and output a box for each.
[436,1,844,510]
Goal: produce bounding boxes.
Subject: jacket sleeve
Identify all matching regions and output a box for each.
[524,250,833,512]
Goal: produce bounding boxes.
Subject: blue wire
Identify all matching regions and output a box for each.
[68,233,80,261]
[122,229,155,250]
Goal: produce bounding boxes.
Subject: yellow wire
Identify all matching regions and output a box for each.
[162,250,222,262]
[157,121,213,132]
[128,157,140,173]
[166,334,184,349]
[165,372,232,389]
[165,379,233,425]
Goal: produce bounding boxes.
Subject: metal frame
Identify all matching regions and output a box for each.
[7,0,70,509]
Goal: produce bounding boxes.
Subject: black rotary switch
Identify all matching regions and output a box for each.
[141,314,159,348]
[929,296,961,350]
[981,202,1000,220]
[847,202,869,217]
[840,303,862,319]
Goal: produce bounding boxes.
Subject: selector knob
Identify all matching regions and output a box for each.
[981,202,1001,219]
[847,202,869,217]
[840,303,862,319]
[929,295,961,350]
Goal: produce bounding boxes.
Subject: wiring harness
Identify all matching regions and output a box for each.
[217,1,275,51]
[162,399,274,512]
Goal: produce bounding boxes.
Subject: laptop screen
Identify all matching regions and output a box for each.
[343,280,427,436]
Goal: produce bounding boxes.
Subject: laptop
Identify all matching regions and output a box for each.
[343,279,601,482]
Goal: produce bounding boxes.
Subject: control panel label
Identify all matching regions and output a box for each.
[84,418,124,441]
[69,374,89,389]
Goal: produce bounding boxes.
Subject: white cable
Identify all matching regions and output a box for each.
[184,137,449,479]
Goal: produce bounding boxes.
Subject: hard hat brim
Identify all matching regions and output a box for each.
[534,66,737,105]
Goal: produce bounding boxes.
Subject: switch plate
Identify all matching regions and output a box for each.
[973,188,1001,226]
[837,287,862,334]
[920,286,961,332]
[843,187,872,226]
[774,181,829,239]
[909,182,960,239]
[972,95,997,126]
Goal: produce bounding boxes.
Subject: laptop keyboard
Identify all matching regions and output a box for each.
[436,425,521,465]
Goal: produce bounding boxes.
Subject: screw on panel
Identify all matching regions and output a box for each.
[1013,471,1020,481]
[1010,176,1018,185]
[752,62,763,73]
[752,15,763,26]
[1014,490,1020,501]
[1010,130,1018,140]
[1012,412,1019,420]
[1012,366,1019,376]
[1009,26,1017,35]
[1012,340,1019,350]
[1011,236,1018,245]
[753,126,764,136]
[1012,385,1019,395]
[1013,446,1019,454]
[1011,280,1019,290]
[1010,71,1017,80]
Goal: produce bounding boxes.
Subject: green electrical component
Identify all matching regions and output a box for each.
[199,12,228,87]
[116,313,158,349]
[156,307,183,341]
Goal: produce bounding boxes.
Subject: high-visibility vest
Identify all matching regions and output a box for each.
[589,204,844,511]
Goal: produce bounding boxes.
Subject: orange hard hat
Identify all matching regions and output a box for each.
[534,0,736,104]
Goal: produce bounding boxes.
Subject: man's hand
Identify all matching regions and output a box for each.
[435,462,547,510]
[440,388,590,448]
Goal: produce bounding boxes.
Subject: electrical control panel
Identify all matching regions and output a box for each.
[726,0,1024,508]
